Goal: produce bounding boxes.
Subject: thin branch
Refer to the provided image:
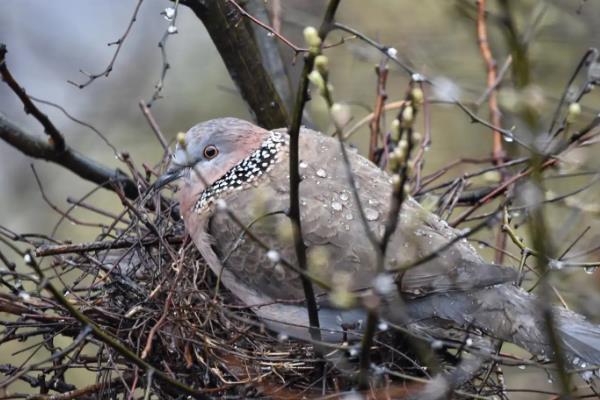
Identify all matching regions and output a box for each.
[368,61,389,162]
[229,0,305,53]
[28,95,119,155]
[138,100,169,152]
[35,235,184,257]
[147,0,180,107]
[476,0,504,164]
[450,158,556,226]
[67,0,144,89]
[1,44,65,151]
[476,0,508,265]
[0,114,140,200]
[26,377,127,400]
[286,0,341,343]
[331,23,535,152]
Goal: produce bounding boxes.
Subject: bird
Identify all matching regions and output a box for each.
[156,117,600,378]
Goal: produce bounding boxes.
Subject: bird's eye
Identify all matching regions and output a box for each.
[203,145,218,159]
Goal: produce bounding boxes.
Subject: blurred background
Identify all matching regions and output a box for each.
[1,0,600,398]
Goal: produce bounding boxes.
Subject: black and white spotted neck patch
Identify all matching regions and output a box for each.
[195,131,287,212]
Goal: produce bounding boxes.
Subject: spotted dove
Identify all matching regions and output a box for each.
[157,117,600,374]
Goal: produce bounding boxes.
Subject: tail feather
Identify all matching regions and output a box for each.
[402,285,600,375]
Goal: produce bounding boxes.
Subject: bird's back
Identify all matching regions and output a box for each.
[208,127,516,304]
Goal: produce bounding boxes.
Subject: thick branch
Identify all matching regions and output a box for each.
[182,0,289,129]
[244,1,294,112]
[0,114,139,200]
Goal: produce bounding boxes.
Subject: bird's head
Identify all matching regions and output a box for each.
[155,118,273,217]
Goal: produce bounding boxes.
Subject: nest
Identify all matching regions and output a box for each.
[0,171,513,400]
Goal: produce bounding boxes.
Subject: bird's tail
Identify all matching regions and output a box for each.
[404,284,600,379]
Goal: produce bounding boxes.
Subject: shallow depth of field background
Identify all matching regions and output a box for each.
[1,1,600,398]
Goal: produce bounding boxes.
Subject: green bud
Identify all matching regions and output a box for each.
[391,119,401,142]
[328,271,355,308]
[406,160,415,176]
[387,155,399,172]
[401,105,414,127]
[412,131,422,144]
[398,139,408,152]
[303,26,321,52]
[411,87,424,106]
[329,288,356,309]
[308,70,325,93]
[330,103,350,128]
[483,170,501,184]
[176,132,187,148]
[391,174,402,190]
[314,55,329,75]
[388,149,404,171]
[566,102,581,124]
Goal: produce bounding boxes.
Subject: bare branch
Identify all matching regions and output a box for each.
[1,44,65,151]
[0,113,139,200]
[67,0,145,89]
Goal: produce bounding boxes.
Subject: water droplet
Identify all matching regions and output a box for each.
[316,168,327,178]
[386,47,398,58]
[340,192,349,201]
[581,370,593,382]
[266,250,280,263]
[167,25,178,34]
[162,7,175,21]
[411,73,425,82]
[267,31,275,38]
[344,224,350,231]
[373,274,394,294]
[503,132,514,142]
[331,202,342,211]
[584,266,598,275]
[299,161,308,169]
[549,260,564,270]
[431,340,443,350]
[518,365,526,370]
[368,199,376,205]
[345,213,353,221]
[378,321,389,331]
[18,291,31,301]
[365,208,379,221]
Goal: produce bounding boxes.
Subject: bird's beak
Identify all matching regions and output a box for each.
[152,167,184,192]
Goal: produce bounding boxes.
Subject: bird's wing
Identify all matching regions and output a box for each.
[208,128,516,304]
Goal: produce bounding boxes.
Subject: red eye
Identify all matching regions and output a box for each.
[203,145,218,159]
